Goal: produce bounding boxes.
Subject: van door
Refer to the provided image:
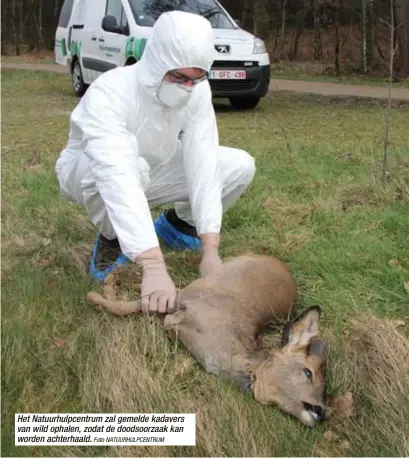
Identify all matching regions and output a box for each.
[55,0,76,66]
[79,0,107,84]
[97,0,130,70]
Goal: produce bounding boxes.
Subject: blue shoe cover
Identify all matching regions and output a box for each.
[89,234,130,283]
[154,212,202,251]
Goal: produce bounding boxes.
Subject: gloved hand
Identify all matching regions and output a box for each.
[199,233,223,278]
[135,247,177,314]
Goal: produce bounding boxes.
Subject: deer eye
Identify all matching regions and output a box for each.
[303,368,313,380]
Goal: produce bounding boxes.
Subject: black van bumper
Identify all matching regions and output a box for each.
[209,63,270,98]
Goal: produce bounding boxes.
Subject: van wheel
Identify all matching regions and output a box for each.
[229,96,261,110]
[72,60,88,97]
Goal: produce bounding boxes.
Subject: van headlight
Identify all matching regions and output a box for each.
[253,37,267,54]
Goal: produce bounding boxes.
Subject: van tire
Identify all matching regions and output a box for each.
[229,96,261,110]
[71,59,88,97]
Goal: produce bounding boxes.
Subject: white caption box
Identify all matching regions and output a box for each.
[15,413,196,446]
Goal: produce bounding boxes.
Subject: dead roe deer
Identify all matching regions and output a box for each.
[87,253,328,427]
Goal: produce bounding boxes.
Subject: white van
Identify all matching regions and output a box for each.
[54,0,270,110]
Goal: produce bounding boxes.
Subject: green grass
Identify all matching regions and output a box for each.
[270,61,409,88]
[2,68,409,457]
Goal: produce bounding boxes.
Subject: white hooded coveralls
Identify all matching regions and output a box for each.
[55,11,256,261]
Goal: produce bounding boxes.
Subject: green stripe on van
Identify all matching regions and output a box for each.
[125,37,147,61]
[61,38,67,56]
[70,40,82,57]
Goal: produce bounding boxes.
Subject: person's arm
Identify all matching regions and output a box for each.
[72,77,176,312]
[71,80,159,261]
[180,82,223,275]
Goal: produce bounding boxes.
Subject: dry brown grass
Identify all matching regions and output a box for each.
[69,305,284,457]
[322,313,409,456]
[82,266,409,456]
[262,197,315,254]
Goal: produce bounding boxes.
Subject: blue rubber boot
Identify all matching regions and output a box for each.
[89,234,130,283]
[154,211,202,251]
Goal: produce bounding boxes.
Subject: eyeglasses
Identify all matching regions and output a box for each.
[167,70,208,85]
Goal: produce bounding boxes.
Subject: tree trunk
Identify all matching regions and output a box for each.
[38,0,44,49]
[253,0,269,40]
[54,0,60,23]
[361,0,374,74]
[241,0,254,33]
[335,0,342,75]
[394,0,409,75]
[289,3,307,61]
[1,2,10,54]
[278,0,288,58]
[361,0,368,73]
[312,0,322,60]
[11,0,20,55]
[19,0,25,54]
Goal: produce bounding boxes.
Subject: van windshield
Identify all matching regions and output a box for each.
[128,0,235,29]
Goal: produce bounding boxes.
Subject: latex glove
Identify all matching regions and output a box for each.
[135,247,177,314]
[199,233,223,278]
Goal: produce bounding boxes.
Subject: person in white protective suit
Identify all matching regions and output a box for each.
[55,10,256,314]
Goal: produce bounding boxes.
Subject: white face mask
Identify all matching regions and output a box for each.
[157,80,193,108]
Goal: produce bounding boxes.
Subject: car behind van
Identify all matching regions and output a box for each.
[54,0,270,110]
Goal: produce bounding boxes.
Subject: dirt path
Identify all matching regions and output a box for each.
[2,62,69,74]
[2,61,409,101]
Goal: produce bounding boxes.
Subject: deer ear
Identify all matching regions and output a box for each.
[308,337,327,361]
[281,306,322,349]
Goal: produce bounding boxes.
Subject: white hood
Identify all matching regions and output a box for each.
[136,11,215,95]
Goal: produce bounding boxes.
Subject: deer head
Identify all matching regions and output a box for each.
[249,306,327,427]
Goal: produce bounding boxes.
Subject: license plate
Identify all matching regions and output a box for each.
[209,70,247,79]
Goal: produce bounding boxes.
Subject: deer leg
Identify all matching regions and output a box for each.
[86,291,141,316]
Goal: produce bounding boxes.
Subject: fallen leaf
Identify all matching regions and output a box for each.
[28,163,41,171]
[404,281,409,294]
[342,327,350,337]
[16,188,29,197]
[388,319,406,329]
[38,256,56,267]
[52,337,65,347]
[328,391,355,420]
[389,259,401,268]
[339,440,351,454]
[14,237,28,248]
[323,430,339,441]
[314,448,328,457]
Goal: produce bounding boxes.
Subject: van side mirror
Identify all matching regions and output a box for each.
[234,18,242,27]
[102,15,124,34]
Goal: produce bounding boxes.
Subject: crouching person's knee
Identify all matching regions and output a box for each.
[237,150,256,188]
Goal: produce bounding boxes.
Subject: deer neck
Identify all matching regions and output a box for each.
[226,348,271,393]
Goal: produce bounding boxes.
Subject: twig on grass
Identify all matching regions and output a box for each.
[279,123,292,154]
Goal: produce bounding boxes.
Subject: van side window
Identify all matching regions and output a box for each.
[58,0,75,27]
[105,0,128,29]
